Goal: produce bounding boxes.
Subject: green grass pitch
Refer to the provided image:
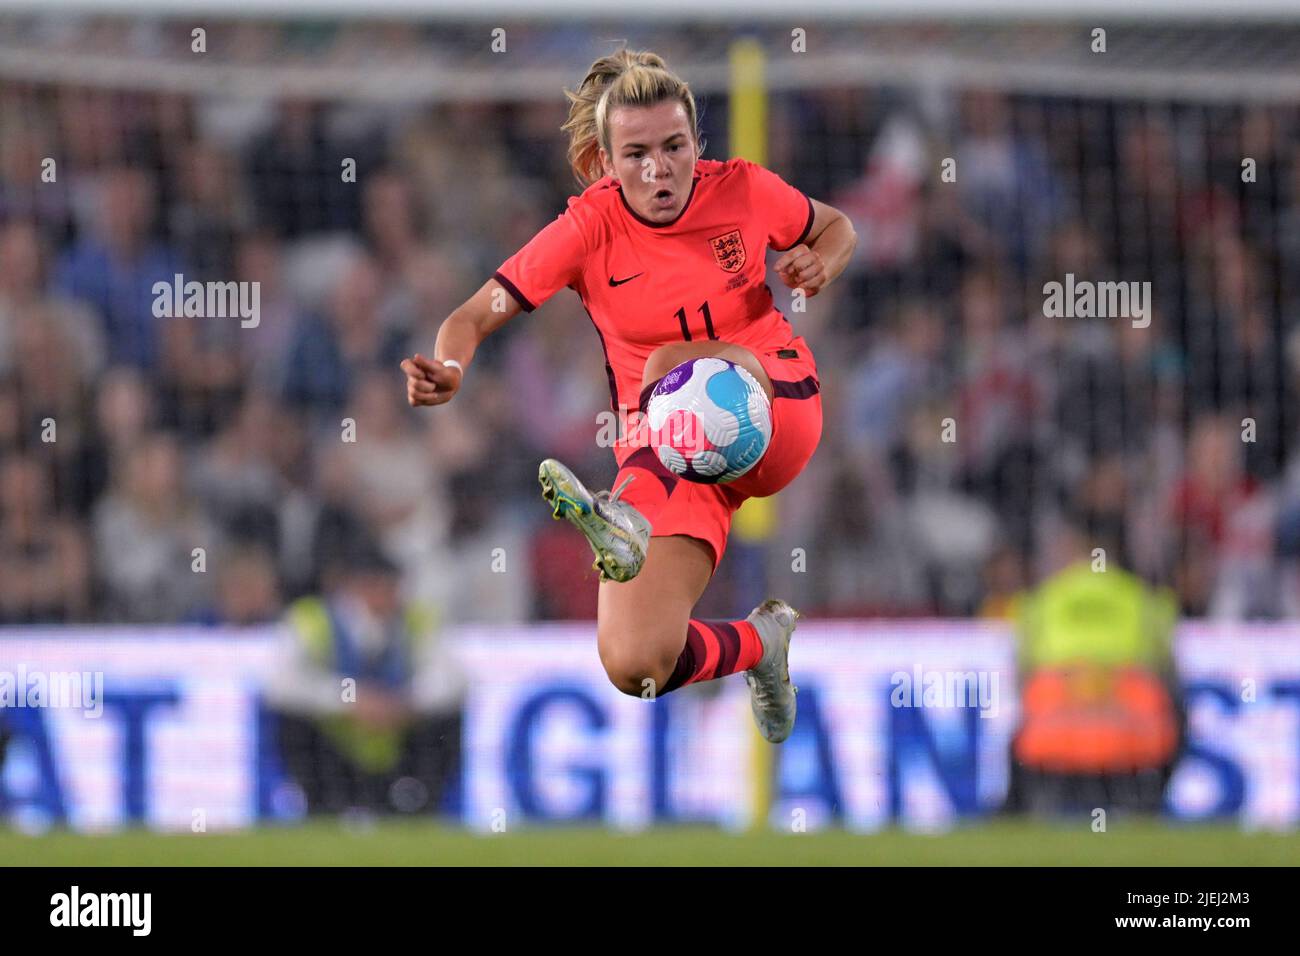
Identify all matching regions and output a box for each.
[3,820,1297,866]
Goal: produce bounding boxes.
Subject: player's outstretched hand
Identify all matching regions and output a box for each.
[401,353,462,407]
[773,243,827,297]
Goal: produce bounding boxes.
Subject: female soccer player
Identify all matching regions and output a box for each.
[402,49,856,743]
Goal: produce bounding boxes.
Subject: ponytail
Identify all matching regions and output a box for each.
[561,47,702,187]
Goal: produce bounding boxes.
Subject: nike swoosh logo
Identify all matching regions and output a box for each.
[608,273,644,287]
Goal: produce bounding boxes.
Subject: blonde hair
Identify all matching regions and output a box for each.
[561,48,703,187]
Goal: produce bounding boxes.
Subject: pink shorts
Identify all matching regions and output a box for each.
[611,334,823,571]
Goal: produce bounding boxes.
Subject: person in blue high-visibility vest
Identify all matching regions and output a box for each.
[264,535,464,816]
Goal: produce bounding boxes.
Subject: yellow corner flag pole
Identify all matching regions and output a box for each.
[728,35,777,833]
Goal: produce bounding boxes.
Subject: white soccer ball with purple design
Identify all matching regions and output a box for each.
[645,357,772,484]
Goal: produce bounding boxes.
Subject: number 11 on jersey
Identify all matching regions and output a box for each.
[674,300,717,341]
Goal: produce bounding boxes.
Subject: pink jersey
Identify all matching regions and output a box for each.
[494,157,815,414]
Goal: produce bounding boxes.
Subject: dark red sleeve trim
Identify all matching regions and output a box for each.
[492,271,536,313]
[773,194,816,252]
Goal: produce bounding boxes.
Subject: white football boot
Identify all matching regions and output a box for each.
[538,458,652,583]
[745,599,800,743]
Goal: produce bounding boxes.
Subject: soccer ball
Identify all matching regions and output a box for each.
[645,356,772,483]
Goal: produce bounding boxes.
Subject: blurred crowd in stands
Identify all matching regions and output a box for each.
[2,58,1299,626]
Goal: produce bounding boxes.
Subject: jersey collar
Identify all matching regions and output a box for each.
[615,173,700,229]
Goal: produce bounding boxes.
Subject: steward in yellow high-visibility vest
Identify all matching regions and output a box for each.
[283,595,441,774]
[263,538,463,815]
[1017,560,1177,674]
[1008,555,1184,813]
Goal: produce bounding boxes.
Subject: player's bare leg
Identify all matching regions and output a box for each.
[595,534,800,741]
[641,341,774,403]
[595,534,713,696]
[540,469,801,740]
